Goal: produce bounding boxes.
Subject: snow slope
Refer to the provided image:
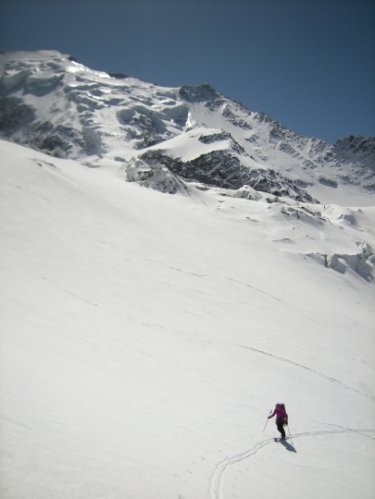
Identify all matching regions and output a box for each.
[1,138,374,499]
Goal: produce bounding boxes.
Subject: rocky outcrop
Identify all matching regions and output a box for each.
[179,84,220,103]
[140,149,317,202]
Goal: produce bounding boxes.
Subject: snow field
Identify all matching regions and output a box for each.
[0,139,374,498]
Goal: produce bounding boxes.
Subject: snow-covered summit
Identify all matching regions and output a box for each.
[0,50,374,204]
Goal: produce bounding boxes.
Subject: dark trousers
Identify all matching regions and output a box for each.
[276,418,285,438]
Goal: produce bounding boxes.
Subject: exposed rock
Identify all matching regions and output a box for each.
[318,177,338,188]
[108,72,128,79]
[179,84,220,103]
[198,131,245,154]
[140,149,317,202]
[0,96,35,133]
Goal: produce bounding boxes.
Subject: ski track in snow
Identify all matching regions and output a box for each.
[209,428,375,499]
[222,276,374,405]
[232,343,375,404]
[223,276,318,325]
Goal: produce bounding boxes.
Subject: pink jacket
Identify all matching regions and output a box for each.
[269,405,288,422]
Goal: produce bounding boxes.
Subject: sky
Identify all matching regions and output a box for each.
[0,0,374,144]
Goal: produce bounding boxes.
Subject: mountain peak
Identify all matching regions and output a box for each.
[0,49,374,205]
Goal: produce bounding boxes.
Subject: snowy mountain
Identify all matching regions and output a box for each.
[0,51,375,499]
[0,50,374,205]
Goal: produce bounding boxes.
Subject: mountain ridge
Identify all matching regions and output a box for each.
[0,49,374,205]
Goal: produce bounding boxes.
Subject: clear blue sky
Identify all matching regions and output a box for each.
[0,0,374,143]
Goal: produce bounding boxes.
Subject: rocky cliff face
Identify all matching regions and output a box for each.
[139,149,317,202]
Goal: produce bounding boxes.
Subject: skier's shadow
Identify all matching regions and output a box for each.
[279,439,297,453]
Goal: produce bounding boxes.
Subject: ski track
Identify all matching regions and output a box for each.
[223,276,374,404]
[209,428,375,499]
[233,343,375,404]
[223,276,318,325]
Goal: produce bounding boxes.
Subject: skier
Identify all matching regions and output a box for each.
[268,403,288,440]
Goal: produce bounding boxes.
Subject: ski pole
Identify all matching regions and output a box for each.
[286,424,294,444]
[263,411,272,432]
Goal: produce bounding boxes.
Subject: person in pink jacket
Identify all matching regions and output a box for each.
[268,403,288,439]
